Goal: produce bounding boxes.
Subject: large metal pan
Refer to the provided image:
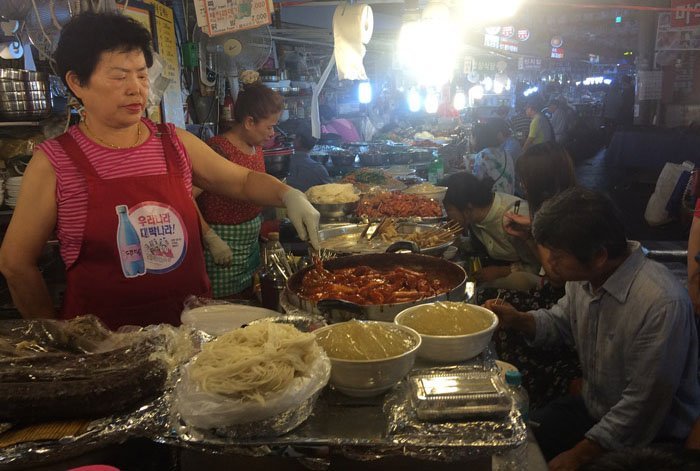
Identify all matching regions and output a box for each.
[286,253,467,323]
[318,223,455,257]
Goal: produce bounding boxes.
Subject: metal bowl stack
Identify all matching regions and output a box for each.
[0,69,51,122]
[263,145,294,179]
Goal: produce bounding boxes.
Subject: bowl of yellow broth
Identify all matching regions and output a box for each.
[314,320,421,397]
[394,302,498,363]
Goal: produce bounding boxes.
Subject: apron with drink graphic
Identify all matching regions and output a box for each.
[57,124,210,329]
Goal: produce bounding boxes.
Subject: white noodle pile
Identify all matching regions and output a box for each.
[188,323,319,404]
[306,183,360,204]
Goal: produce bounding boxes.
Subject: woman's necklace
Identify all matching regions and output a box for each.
[83,120,141,149]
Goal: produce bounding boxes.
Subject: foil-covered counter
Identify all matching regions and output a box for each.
[161,347,527,463]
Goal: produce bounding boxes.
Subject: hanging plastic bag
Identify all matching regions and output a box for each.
[645,161,695,226]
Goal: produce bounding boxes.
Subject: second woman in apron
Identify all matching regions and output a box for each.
[197,79,283,298]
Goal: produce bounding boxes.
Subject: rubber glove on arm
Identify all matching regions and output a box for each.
[283,188,321,249]
[203,229,233,266]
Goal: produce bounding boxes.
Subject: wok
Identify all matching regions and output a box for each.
[286,253,467,323]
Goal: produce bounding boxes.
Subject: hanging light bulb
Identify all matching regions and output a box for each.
[453,90,467,110]
[358,82,372,104]
[408,88,422,113]
[425,90,439,114]
[469,85,484,105]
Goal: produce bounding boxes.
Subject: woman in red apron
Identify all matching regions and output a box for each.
[0,12,320,330]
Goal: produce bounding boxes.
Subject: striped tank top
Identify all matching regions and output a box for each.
[37,118,193,268]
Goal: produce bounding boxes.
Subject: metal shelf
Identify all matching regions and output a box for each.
[0,121,43,127]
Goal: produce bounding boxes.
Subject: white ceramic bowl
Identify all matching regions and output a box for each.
[404,185,448,203]
[314,321,421,397]
[394,303,498,363]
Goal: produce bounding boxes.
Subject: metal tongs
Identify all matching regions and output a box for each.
[360,216,389,242]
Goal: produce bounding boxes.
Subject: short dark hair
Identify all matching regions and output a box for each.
[516,141,576,215]
[234,83,283,123]
[54,12,153,93]
[319,104,336,122]
[294,124,317,151]
[533,187,628,263]
[442,172,495,210]
[496,105,510,118]
[473,121,501,151]
[488,117,512,138]
[526,96,544,112]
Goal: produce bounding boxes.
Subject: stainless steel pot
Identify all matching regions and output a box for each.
[263,153,290,179]
[286,252,467,323]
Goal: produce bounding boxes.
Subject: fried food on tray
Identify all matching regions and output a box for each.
[355,192,442,218]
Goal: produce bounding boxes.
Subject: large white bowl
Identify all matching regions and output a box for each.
[404,185,448,203]
[394,303,498,363]
[314,321,421,397]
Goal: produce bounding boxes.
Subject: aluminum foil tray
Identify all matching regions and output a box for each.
[410,371,511,421]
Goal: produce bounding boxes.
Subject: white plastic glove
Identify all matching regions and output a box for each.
[202,229,233,266]
[282,188,321,250]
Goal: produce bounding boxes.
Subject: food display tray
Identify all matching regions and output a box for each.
[161,348,527,463]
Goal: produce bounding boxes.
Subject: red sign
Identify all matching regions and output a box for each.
[501,26,514,38]
[671,1,700,27]
[551,47,564,59]
[517,29,530,41]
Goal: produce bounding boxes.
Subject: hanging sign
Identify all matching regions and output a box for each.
[193,0,271,36]
[517,29,530,41]
[501,26,515,38]
[551,47,564,59]
[518,57,542,70]
[671,0,700,28]
[656,10,700,50]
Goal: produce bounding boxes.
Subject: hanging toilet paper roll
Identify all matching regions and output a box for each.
[332,2,373,81]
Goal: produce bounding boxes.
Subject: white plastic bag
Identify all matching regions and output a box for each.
[645,161,695,226]
[175,347,330,429]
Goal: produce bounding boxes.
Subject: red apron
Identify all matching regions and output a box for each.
[57,124,211,329]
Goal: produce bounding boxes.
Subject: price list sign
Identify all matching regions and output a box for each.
[194,0,271,36]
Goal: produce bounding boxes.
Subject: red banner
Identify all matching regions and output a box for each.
[671,1,700,28]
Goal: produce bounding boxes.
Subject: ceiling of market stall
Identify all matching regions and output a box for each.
[273,0,644,63]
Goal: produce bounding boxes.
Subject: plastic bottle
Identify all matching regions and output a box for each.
[115,205,145,278]
[260,232,289,311]
[428,156,444,184]
[493,370,529,470]
[220,81,234,124]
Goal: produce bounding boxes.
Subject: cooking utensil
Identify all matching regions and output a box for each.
[286,253,467,323]
[367,216,388,241]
